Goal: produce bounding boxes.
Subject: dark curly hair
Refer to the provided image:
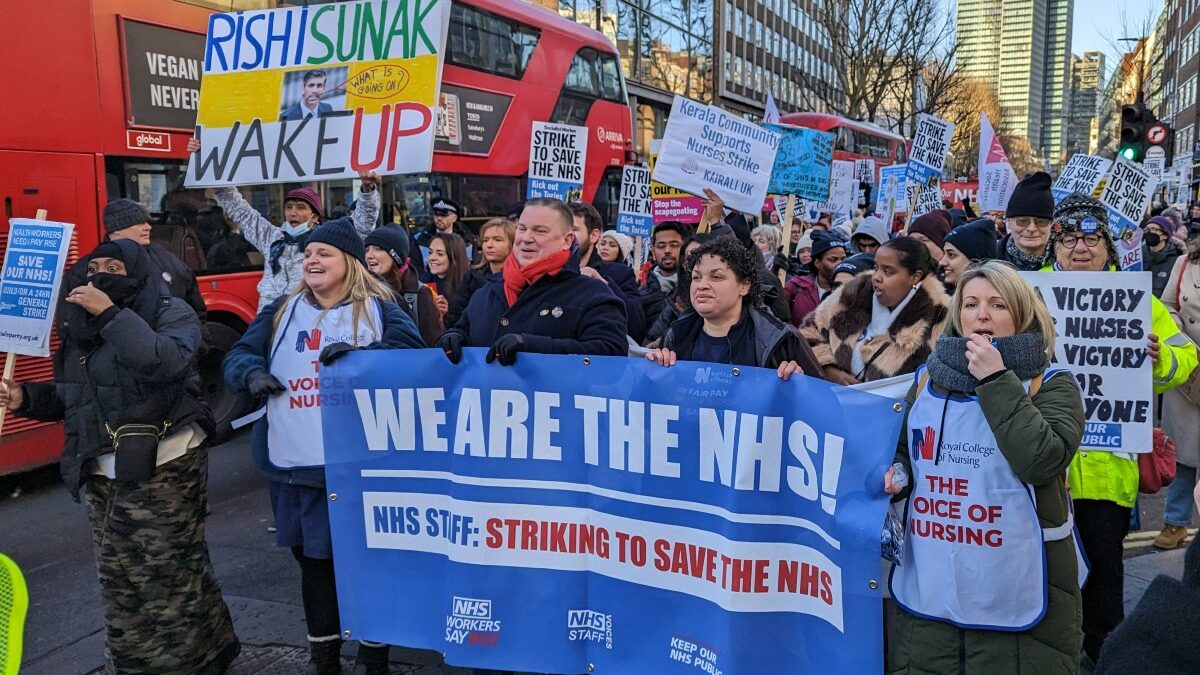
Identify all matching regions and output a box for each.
[685,237,764,309]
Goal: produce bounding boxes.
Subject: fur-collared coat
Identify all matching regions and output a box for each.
[800,273,950,382]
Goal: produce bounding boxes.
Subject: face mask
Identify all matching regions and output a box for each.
[88,273,141,307]
[281,221,310,237]
[1144,232,1162,247]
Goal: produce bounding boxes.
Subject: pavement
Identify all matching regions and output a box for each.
[0,432,1194,674]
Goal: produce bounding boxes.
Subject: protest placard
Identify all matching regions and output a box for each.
[1023,272,1153,453]
[0,219,75,357]
[876,164,908,222]
[1051,155,1113,204]
[808,160,855,216]
[652,96,781,214]
[321,349,902,673]
[1144,151,1165,185]
[763,123,833,201]
[1099,156,1154,271]
[854,159,875,185]
[616,165,653,237]
[526,122,589,200]
[976,113,1016,211]
[906,179,942,219]
[905,113,953,188]
[186,0,452,187]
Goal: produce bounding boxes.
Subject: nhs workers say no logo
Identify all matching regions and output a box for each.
[446,596,500,646]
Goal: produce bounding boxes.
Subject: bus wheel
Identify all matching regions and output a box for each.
[200,321,251,441]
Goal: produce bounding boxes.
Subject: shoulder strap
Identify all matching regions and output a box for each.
[1177,258,1188,310]
[917,370,930,395]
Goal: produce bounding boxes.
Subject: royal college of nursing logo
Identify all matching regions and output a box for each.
[295,328,322,353]
[911,426,936,462]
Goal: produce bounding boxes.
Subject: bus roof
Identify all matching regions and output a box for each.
[468,0,620,54]
[780,112,906,142]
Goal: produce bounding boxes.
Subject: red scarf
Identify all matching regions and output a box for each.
[503,248,571,307]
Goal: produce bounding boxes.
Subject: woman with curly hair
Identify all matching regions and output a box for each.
[645,237,821,378]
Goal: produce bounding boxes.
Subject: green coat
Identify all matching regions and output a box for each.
[888,369,1085,675]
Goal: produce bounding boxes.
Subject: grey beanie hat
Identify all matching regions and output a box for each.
[103,198,151,234]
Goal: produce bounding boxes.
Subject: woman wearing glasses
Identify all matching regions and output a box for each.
[997,172,1056,271]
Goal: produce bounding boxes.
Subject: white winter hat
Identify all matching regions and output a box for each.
[601,231,634,261]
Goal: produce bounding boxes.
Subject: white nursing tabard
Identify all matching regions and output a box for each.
[267,295,382,468]
[889,368,1074,631]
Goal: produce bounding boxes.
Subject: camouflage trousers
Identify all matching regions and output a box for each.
[84,446,238,675]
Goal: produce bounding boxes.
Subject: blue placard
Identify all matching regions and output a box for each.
[0,218,74,356]
[615,213,653,237]
[764,124,834,201]
[526,178,583,201]
[321,349,903,673]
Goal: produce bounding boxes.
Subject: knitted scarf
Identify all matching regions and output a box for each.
[503,248,571,307]
[1005,235,1047,271]
[925,332,1049,394]
[269,229,313,275]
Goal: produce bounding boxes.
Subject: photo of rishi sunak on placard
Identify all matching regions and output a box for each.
[278,67,348,121]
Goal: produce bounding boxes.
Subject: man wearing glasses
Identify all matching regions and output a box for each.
[997,172,1056,271]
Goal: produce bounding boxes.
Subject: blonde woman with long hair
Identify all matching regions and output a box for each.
[883,260,1087,673]
[223,218,423,674]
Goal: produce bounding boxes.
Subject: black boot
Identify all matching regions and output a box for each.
[306,635,343,675]
[353,640,390,675]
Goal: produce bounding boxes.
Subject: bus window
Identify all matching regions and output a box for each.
[893,141,907,164]
[834,127,854,153]
[447,3,540,79]
[597,53,626,103]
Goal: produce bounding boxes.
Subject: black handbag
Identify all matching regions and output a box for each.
[81,353,171,482]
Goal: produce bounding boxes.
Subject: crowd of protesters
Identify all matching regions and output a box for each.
[5,140,1200,675]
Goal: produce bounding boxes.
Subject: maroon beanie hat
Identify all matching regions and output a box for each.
[284,186,323,218]
[908,210,953,248]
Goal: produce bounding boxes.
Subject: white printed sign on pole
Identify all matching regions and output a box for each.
[976,113,1017,211]
[808,160,856,216]
[527,122,589,201]
[854,159,875,185]
[0,219,75,357]
[1099,156,1155,271]
[615,165,653,237]
[905,113,953,188]
[1052,155,1113,203]
[652,95,781,214]
[1024,271,1154,454]
[906,179,942,218]
[876,164,908,222]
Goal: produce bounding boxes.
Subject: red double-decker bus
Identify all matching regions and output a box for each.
[0,0,633,474]
[779,112,907,174]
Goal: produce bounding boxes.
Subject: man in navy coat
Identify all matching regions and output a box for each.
[436,198,627,365]
[280,69,334,121]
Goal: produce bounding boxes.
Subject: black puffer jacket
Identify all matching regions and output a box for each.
[15,240,211,499]
[1144,240,1184,298]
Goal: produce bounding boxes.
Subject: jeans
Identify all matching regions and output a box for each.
[1164,463,1198,527]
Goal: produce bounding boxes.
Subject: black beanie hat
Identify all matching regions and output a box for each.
[943,218,999,262]
[364,225,411,269]
[103,198,151,234]
[811,230,849,261]
[1005,172,1054,220]
[307,217,365,265]
[833,252,874,278]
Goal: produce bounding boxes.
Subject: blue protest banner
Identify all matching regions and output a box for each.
[764,123,834,201]
[321,349,904,673]
[0,218,75,357]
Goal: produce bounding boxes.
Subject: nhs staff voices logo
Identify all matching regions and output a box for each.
[567,609,613,649]
[445,596,501,646]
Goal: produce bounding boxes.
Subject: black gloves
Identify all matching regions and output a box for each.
[486,334,525,366]
[319,342,355,366]
[436,331,465,364]
[247,370,285,397]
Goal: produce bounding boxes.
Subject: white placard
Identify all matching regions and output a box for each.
[652,95,781,214]
[1024,271,1153,453]
[615,165,653,237]
[527,121,589,201]
[1052,154,1113,203]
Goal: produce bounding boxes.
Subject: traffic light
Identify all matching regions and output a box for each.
[1119,103,1147,162]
